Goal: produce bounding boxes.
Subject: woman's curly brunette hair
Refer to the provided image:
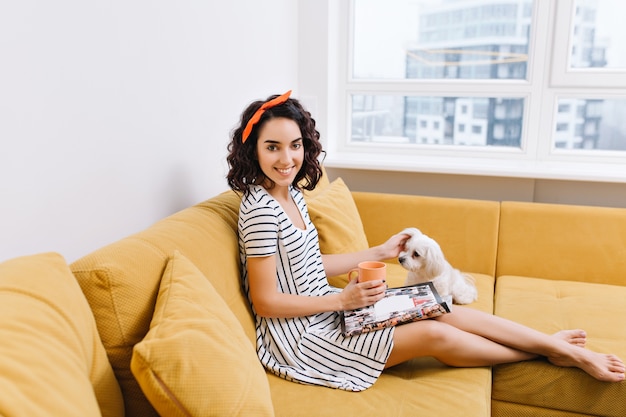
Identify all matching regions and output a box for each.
[226,93,324,193]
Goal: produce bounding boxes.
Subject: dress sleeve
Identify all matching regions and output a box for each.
[239,202,279,258]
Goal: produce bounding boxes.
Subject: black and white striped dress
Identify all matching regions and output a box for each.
[238,184,394,391]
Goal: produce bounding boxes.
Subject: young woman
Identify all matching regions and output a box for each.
[226,90,625,391]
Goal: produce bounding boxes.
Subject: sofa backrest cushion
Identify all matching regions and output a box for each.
[71,190,248,417]
[306,177,369,254]
[0,252,124,417]
[352,192,501,277]
[497,201,626,285]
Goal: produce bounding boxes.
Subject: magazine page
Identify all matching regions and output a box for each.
[340,282,450,337]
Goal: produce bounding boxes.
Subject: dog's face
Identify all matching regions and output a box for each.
[398,228,444,276]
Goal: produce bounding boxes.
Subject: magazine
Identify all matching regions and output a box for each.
[340,282,451,337]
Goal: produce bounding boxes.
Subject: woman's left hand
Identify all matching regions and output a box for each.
[339,277,387,310]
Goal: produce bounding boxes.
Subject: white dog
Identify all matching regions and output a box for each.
[398,227,477,305]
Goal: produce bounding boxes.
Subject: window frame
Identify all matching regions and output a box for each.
[551,0,626,87]
[305,0,626,183]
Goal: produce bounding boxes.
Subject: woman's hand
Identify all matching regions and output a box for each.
[339,277,387,311]
[322,231,410,278]
[375,231,411,261]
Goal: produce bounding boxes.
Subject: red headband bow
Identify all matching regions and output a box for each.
[242,90,292,143]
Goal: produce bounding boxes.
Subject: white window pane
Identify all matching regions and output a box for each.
[569,0,626,69]
[353,0,534,80]
[553,98,626,150]
[351,95,524,147]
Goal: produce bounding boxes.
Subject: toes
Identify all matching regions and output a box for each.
[608,356,625,372]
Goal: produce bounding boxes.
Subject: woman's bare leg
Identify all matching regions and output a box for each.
[386,319,536,368]
[387,321,585,368]
[387,306,625,382]
[436,306,624,381]
[435,305,579,351]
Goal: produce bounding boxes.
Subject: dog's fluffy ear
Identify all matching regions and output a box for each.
[424,243,446,277]
[401,227,421,237]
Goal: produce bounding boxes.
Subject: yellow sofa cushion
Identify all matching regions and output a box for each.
[0,252,124,417]
[493,275,626,417]
[306,177,369,254]
[305,177,370,287]
[497,201,626,285]
[268,359,491,416]
[131,251,274,416]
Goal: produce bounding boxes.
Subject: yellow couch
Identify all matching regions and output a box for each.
[1,176,625,417]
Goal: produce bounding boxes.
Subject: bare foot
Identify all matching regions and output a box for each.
[553,329,586,348]
[548,346,625,382]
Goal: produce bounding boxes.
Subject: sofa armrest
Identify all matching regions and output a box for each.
[0,253,124,417]
[352,191,500,276]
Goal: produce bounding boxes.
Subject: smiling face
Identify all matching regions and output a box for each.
[256,117,304,195]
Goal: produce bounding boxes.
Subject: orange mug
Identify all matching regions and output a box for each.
[348,261,386,283]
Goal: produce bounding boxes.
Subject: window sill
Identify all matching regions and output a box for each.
[324,151,626,184]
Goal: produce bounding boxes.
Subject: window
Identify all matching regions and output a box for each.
[312,0,626,182]
[554,97,626,150]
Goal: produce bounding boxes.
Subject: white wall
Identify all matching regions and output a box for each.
[0,0,298,263]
